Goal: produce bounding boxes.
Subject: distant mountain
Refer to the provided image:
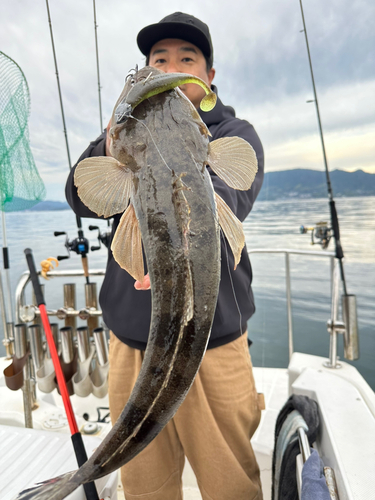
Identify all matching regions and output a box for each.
[28,200,69,211]
[257,169,375,201]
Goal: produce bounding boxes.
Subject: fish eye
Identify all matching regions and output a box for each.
[125,73,135,84]
[125,65,139,85]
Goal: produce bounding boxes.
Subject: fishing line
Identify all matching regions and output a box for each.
[92,0,103,133]
[129,115,175,176]
[131,114,229,232]
[222,231,243,336]
[130,113,245,338]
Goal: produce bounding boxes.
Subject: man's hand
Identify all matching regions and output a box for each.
[134,274,151,290]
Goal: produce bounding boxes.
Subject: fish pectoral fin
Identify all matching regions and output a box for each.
[111,203,144,282]
[74,156,133,218]
[207,137,258,190]
[215,193,245,269]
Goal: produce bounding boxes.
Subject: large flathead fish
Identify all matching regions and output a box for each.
[17,66,257,499]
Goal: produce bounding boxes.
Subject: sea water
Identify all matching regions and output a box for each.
[245,196,375,389]
[1,196,374,389]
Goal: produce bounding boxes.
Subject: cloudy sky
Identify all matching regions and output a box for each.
[1,0,374,200]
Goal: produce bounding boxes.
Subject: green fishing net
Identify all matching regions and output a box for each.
[0,51,46,212]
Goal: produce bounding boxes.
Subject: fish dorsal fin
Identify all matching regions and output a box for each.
[111,203,144,282]
[74,156,132,218]
[215,193,245,269]
[208,137,258,190]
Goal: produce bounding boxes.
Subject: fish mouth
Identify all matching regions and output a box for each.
[115,101,133,124]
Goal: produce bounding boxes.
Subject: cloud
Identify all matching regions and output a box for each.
[238,79,375,173]
[261,125,375,173]
[214,0,375,106]
[1,0,374,199]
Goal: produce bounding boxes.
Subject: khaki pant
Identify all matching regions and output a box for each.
[108,332,263,500]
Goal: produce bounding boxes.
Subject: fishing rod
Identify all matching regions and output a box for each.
[299,0,348,296]
[92,0,112,237]
[93,0,103,133]
[45,0,90,283]
[1,216,13,326]
[1,218,14,357]
[24,248,100,500]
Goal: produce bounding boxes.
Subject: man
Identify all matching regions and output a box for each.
[66,12,264,500]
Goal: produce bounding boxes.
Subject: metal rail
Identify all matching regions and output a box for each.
[248,249,336,362]
[15,269,105,324]
[15,253,352,369]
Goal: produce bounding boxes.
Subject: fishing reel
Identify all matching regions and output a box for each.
[300,221,332,249]
[54,230,89,261]
[89,225,112,251]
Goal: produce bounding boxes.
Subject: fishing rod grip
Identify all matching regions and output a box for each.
[2,247,10,269]
[71,433,100,500]
[329,201,344,260]
[82,256,89,277]
[24,248,45,306]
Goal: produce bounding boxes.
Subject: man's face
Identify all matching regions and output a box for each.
[148,38,215,109]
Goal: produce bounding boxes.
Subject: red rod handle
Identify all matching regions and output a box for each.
[24,248,78,433]
[39,303,78,434]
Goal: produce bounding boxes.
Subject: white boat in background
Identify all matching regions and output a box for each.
[0,245,374,500]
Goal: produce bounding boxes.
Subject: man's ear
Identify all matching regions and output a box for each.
[208,68,216,87]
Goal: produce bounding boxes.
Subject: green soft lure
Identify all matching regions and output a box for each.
[125,72,217,112]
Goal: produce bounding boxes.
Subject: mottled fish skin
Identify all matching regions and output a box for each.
[16,67,220,500]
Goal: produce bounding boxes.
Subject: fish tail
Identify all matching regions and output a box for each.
[16,470,79,500]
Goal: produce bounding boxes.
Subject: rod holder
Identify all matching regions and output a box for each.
[93,327,108,366]
[85,283,99,334]
[324,260,342,369]
[6,322,15,357]
[342,294,359,361]
[28,324,44,370]
[60,326,75,364]
[77,326,90,363]
[14,323,33,428]
[63,283,76,331]
[14,323,27,359]
[46,323,60,358]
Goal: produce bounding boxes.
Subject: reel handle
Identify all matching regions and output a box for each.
[57,255,69,261]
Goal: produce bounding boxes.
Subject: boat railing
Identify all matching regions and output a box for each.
[297,426,339,500]
[15,269,106,324]
[247,249,358,367]
[14,249,358,370]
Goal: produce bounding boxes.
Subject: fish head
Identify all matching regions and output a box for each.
[109,66,163,166]
[111,66,164,126]
[108,65,216,167]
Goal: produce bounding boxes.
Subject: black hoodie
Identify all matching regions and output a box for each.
[65,87,264,350]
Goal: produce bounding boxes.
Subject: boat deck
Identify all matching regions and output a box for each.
[0,356,286,500]
[2,355,374,500]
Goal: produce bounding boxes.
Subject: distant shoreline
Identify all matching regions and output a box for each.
[20,168,375,210]
[257,168,375,201]
[26,201,70,211]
